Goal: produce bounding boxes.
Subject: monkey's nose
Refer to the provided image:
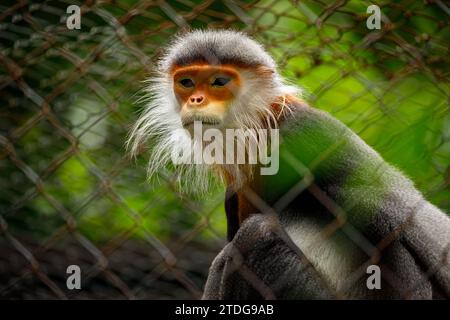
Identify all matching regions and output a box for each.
[189,94,205,105]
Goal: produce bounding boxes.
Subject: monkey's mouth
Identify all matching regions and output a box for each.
[181,115,222,127]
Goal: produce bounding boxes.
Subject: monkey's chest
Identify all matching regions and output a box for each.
[280,215,368,294]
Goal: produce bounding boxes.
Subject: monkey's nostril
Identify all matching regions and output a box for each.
[189,96,204,105]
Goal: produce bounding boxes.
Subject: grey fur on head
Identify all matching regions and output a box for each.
[127,29,299,194]
[159,29,277,72]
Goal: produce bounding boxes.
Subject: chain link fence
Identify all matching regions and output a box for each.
[1,0,449,299]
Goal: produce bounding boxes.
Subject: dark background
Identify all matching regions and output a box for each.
[0,0,449,299]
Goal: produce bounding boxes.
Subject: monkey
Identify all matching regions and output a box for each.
[127,29,450,299]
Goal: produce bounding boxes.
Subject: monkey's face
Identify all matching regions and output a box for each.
[172,64,241,133]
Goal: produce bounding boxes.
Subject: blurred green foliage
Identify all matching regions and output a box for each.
[1,0,449,246]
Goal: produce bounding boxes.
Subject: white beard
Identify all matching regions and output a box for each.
[127,71,300,195]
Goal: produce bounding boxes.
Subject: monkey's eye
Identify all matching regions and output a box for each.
[179,78,195,88]
[211,77,230,87]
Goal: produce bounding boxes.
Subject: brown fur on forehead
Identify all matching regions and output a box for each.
[171,63,242,78]
[170,63,275,82]
[170,60,269,72]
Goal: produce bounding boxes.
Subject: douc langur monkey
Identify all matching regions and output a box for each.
[128,29,450,299]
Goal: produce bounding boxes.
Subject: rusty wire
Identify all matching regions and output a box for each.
[1,0,449,299]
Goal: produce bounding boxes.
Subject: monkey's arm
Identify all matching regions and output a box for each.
[397,200,450,296]
[263,104,450,297]
[202,214,334,299]
[206,104,449,299]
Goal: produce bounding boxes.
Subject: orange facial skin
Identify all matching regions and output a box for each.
[172,64,304,229]
[172,64,242,126]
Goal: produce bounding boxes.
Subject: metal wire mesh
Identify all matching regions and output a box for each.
[1,0,449,299]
